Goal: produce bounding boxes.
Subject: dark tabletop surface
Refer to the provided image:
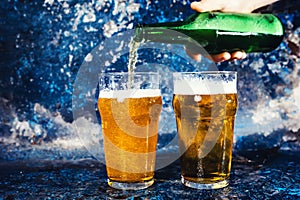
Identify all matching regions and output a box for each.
[0,150,299,200]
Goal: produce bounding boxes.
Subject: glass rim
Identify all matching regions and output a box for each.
[173,71,237,75]
[99,71,160,76]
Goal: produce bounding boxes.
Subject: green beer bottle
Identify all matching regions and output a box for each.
[134,12,284,55]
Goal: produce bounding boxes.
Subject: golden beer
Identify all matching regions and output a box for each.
[172,72,238,189]
[98,89,162,189]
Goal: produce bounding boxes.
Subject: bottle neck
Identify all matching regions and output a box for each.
[134,25,191,44]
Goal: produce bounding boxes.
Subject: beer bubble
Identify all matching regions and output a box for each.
[117,96,125,103]
[194,95,202,102]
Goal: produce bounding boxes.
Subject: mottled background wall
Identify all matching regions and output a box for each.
[0,0,299,162]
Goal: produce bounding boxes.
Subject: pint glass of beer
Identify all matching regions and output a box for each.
[172,71,238,189]
[97,72,162,190]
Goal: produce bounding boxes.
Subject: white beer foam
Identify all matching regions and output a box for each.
[174,79,236,95]
[99,89,161,102]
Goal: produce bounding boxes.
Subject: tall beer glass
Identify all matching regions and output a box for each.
[98,72,162,190]
[172,71,238,189]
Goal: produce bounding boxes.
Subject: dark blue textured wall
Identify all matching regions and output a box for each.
[0,0,299,161]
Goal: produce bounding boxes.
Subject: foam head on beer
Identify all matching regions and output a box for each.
[99,89,161,102]
[173,77,237,95]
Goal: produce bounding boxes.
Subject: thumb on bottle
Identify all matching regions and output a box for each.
[191,1,223,12]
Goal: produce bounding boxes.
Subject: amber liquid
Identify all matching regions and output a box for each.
[98,95,162,183]
[172,93,238,184]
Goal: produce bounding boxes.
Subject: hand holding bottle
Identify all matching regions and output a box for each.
[190,0,279,62]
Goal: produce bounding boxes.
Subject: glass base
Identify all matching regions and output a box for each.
[108,178,154,190]
[181,176,229,189]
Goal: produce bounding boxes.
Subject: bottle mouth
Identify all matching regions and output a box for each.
[133,24,144,42]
